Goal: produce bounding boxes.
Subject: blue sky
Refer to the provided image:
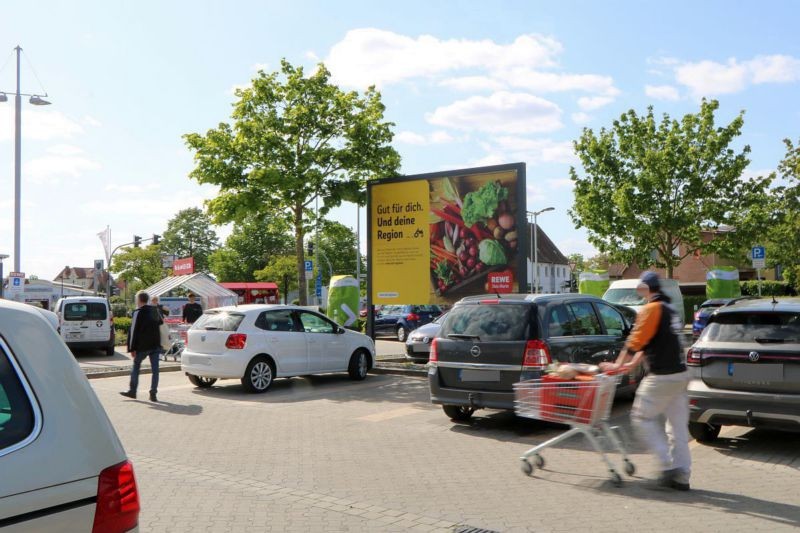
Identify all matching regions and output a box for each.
[1,0,798,279]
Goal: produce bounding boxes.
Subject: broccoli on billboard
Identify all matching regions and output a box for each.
[368,163,527,306]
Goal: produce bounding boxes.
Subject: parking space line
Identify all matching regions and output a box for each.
[358,406,425,422]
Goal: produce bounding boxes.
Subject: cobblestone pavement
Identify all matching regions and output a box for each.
[91,372,800,532]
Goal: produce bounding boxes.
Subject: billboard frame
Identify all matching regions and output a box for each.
[366,162,527,338]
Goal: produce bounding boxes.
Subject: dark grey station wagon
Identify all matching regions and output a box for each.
[428,293,640,421]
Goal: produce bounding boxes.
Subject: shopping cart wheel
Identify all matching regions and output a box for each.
[521,460,534,476]
[533,454,545,469]
[610,472,622,487]
[624,460,636,476]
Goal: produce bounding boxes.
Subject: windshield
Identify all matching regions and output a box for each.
[64,302,107,321]
[701,312,800,343]
[604,288,646,306]
[440,304,530,341]
[192,311,245,332]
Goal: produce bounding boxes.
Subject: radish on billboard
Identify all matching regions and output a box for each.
[172,257,195,276]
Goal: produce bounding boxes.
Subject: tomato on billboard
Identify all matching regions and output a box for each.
[368,163,527,305]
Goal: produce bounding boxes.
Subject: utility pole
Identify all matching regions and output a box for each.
[13,46,21,273]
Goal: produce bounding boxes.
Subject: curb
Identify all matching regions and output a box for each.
[83,363,425,380]
[371,364,428,378]
[85,365,183,380]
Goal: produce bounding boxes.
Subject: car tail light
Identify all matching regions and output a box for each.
[523,340,551,369]
[92,460,140,533]
[480,299,500,304]
[429,338,439,363]
[225,333,247,350]
[693,311,700,321]
[406,313,420,322]
[686,348,703,366]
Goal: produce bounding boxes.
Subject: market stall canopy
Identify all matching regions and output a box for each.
[144,273,238,309]
[220,282,279,290]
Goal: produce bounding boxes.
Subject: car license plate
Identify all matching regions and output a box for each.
[67,332,83,339]
[460,369,500,382]
[732,363,783,382]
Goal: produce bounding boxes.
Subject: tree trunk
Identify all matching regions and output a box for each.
[294,205,307,305]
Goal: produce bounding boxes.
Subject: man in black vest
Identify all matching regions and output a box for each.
[121,291,163,402]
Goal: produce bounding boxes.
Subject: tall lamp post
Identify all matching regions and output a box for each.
[0,254,9,299]
[527,207,554,294]
[0,46,52,273]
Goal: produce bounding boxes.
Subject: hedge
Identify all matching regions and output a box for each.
[740,280,796,297]
[114,316,132,334]
[683,296,707,324]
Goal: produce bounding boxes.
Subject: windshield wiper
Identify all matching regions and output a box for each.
[754,337,786,343]
[448,333,481,341]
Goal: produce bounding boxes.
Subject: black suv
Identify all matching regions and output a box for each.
[429,293,639,421]
[687,298,800,441]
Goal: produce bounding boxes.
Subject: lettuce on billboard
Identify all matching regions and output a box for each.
[368,163,527,306]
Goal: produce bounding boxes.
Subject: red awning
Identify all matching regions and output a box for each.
[220,282,279,290]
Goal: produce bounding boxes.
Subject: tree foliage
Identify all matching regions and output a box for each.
[184,59,400,304]
[253,256,299,293]
[208,213,293,282]
[312,220,363,285]
[767,138,800,286]
[161,207,219,272]
[570,99,772,277]
[109,245,163,288]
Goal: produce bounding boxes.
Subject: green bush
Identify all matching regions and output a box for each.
[740,280,795,297]
[111,303,129,319]
[683,296,707,324]
[114,330,128,346]
[114,316,132,334]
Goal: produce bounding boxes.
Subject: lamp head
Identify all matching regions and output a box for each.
[29,95,51,106]
[0,93,7,103]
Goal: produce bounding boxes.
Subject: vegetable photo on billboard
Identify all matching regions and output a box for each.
[428,168,522,302]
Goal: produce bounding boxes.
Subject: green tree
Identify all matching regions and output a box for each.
[184,59,400,304]
[209,213,293,282]
[570,99,771,278]
[109,245,163,288]
[253,256,299,294]
[161,207,220,272]
[312,220,363,285]
[768,138,800,287]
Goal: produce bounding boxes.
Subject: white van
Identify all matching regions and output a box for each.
[602,278,686,325]
[54,296,115,356]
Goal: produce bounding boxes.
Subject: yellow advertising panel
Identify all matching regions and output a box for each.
[370,180,430,304]
[369,163,527,306]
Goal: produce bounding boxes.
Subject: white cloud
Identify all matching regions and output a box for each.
[251,63,269,72]
[439,76,506,92]
[546,178,574,190]
[571,112,591,125]
[26,152,101,184]
[0,108,84,142]
[46,144,85,156]
[426,91,562,134]
[504,69,619,96]
[104,183,161,194]
[577,95,614,111]
[326,28,562,88]
[671,54,800,97]
[83,115,102,127]
[491,137,576,164]
[645,84,680,101]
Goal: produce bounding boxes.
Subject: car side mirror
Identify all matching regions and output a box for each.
[338,326,346,334]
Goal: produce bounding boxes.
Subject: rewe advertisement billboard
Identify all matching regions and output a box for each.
[368,163,527,308]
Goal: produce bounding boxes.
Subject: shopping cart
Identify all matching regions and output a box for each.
[513,372,635,486]
[162,323,189,362]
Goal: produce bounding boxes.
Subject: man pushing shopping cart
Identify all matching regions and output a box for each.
[599,271,691,491]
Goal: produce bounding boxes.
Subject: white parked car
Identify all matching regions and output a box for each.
[0,299,140,531]
[54,296,116,356]
[182,305,376,393]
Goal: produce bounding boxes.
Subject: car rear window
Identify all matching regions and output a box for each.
[192,311,245,332]
[412,305,441,314]
[702,312,800,343]
[0,343,37,454]
[440,304,530,341]
[604,288,645,306]
[64,302,107,321]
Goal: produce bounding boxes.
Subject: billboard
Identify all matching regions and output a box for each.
[368,163,527,306]
[172,257,195,276]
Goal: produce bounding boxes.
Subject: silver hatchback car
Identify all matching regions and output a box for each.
[687,298,800,441]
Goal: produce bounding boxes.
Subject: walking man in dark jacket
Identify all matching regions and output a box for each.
[121,291,163,402]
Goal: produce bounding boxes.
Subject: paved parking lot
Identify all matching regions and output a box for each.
[91,371,800,532]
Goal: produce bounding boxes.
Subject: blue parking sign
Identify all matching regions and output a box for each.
[304,260,313,272]
[315,273,322,297]
[751,246,765,260]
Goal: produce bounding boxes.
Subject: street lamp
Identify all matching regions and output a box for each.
[0,254,8,299]
[527,207,555,294]
[0,46,53,273]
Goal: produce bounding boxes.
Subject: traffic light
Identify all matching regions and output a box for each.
[152,234,161,245]
[133,235,141,248]
[307,241,314,256]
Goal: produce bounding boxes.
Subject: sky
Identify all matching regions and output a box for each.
[0,0,798,279]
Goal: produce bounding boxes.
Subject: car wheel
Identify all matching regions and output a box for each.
[105,345,116,356]
[241,356,274,393]
[396,326,408,342]
[443,404,475,421]
[348,350,370,381]
[689,421,721,442]
[187,374,217,388]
